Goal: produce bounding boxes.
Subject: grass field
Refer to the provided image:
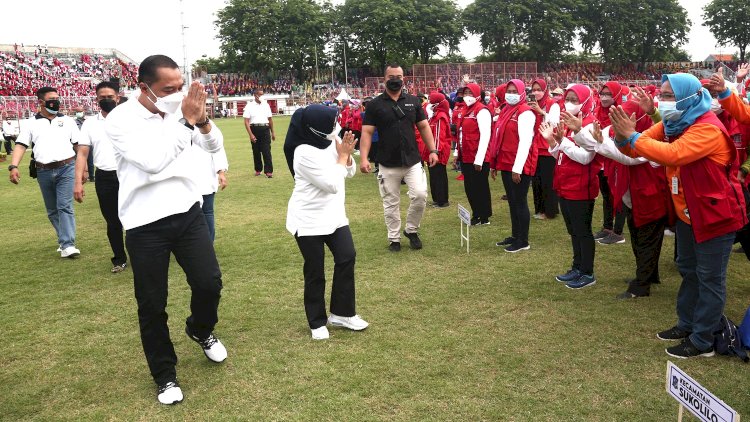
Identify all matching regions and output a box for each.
[1,115,748,421]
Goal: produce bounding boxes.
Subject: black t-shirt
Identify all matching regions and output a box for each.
[363,91,427,168]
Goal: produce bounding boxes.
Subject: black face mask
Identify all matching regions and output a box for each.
[99,98,117,113]
[456,97,464,103]
[44,99,60,112]
[386,79,403,92]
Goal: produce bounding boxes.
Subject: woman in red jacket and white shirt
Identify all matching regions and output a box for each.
[459,83,493,225]
[489,79,537,252]
[539,84,601,289]
[428,92,452,207]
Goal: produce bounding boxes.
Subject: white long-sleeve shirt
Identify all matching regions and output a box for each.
[192,143,229,195]
[105,98,224,230]
[549,123,597,165]
[472,108,492,166]
[286,142,356,237]
[511,109,536,174]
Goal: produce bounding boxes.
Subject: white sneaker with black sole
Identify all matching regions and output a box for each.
[328,314,369,331]
[185,327,227,363]
[157,381,183,405]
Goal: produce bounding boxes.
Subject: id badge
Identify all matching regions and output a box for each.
[671,176,678,195]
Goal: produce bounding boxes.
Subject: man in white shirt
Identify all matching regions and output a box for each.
[8,87,82,258]
[2,116,19,155]
[73,81,127,273]
[105,55,227,405]
[242,89,275,177]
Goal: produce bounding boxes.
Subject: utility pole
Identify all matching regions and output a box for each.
[180,0,191,86]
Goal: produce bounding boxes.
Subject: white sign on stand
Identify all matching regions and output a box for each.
[666,361,740,422]
[458,204,470,253]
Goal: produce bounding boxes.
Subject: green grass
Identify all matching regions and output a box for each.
[1,116,748,421]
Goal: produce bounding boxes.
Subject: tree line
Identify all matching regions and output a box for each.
[196,0,749,80]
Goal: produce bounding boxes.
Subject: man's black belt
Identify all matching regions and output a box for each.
[36,156,75,169]
[250,124,269,127]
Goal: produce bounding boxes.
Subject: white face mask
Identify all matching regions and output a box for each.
[426,103,434,120]
[147,85,183,114]
[463,96,477,107]
[310,122,342,143]
[565,102,582,115]
[75,112,84,119]
[658,101,682,121]
[505,93,521,105]
[710,98,723,114]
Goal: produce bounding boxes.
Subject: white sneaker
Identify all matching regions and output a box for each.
[185,327,227,363]
[311,326,330,340]
[157,381,183,405]
[60,246,80,258]
[56,245,62,252]
[328,314,369,331]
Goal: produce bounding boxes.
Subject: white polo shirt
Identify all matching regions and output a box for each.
[2,119,19,137]
[105,97,224,230]
[16,113,81,164]
[78,113,117,171]
[242,99,272,124]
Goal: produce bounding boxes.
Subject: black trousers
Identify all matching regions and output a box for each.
[501,171,532,243]
[3,135,13,154]
[559,198,596,275]
[599,170,625,233]
[428,163,449,205]
[462,162,492,219]
[95,169,126,266]
[126,203,222,385]
[625,207,666,296]
[251,126,273,173]
[532,155,558,217]
[294,226,356,329]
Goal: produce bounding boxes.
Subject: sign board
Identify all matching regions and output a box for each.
[458,204,470,253]
[666,361,740,422]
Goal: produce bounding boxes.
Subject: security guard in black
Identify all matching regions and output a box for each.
[363,91,427,168]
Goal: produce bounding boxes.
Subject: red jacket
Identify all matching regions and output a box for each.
[338,106,352,128]
[671,113,747,243]
[554,138,601,201]
[459,102,489,164]
[609,161,670,227]
[350,109,362,132]
[493,106,538,176]
[430,109,452,165]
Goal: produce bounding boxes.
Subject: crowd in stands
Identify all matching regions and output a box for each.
[0,47,137,97]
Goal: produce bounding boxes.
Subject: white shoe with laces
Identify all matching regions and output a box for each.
[311,326,330,340]
[60,246,80,258]
[328,314,369,331]
[185,327,227,363]
[157,381,183,405]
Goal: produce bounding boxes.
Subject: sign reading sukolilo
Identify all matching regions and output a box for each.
[458,204,470,253]
[666,361,740,422]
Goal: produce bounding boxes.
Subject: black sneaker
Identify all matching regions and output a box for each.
[388,242,401,252]
[433,202,450,208]
[656,326,691,341]
[555,268,580,283]
[403,231,422,249]
[665,337,715,359]
[478,218,490,225]
[470,217,481,226]
[593,229,611,240]
[504,242,530,253]
[495,237,515,247]
[615,291,649,300]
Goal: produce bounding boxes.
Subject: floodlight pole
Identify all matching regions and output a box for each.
[180,0,191,86]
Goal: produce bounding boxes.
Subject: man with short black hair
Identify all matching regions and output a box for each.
[243,88,275,177]
[8,86,82,258]
[105,54,227,405]
[74,81,127,273]
[359,64,439,251]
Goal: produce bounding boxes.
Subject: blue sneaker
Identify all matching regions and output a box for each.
[555,269,580,283]
[566,274,596,289]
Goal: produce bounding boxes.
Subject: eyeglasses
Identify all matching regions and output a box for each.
[660,93,676,100]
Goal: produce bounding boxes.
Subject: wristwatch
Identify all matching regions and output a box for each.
[8,164,18,171]
[178,118,194,131]
[195,117,210,128]
[430,149,439,155]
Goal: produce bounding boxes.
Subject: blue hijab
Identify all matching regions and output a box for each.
[662,73,711,137]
